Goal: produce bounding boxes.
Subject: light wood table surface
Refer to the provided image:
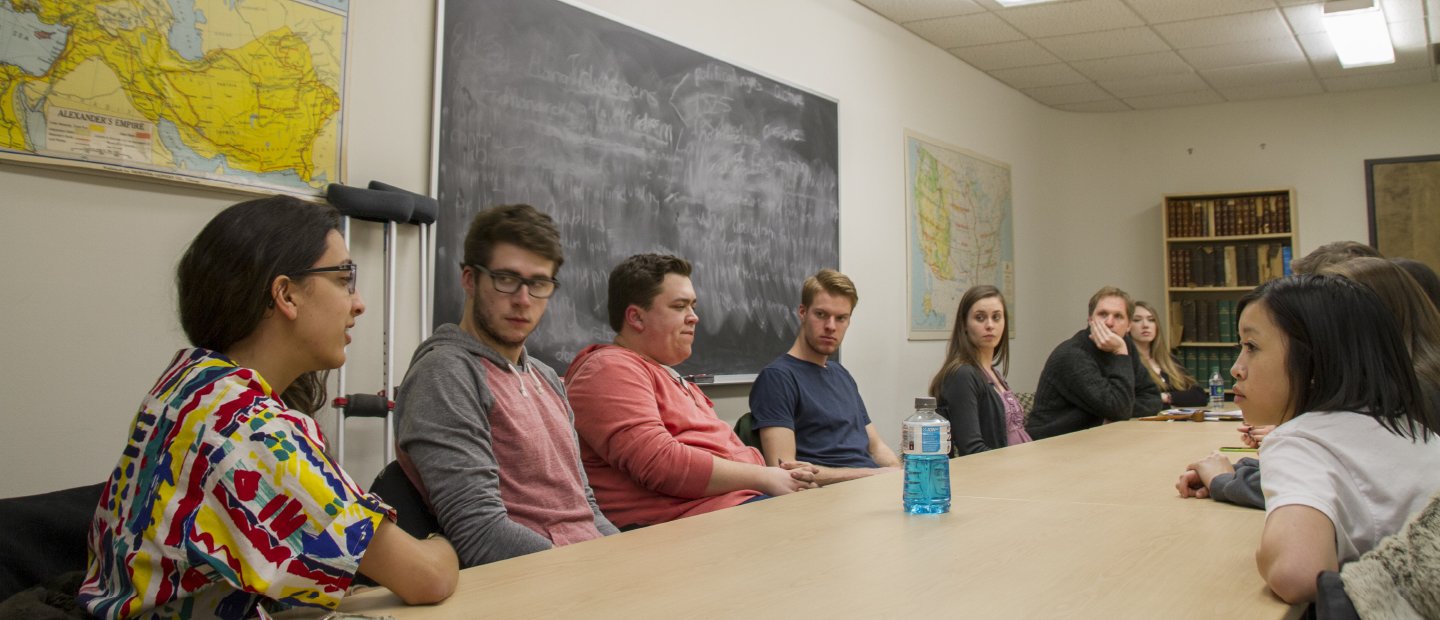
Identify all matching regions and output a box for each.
[310,420,1297,619]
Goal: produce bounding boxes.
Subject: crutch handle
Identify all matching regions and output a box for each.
[333,393,392,418]
[368,180,438,225]
[326,183,415,224]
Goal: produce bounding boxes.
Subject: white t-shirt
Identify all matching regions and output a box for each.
[1261,410,1440,562]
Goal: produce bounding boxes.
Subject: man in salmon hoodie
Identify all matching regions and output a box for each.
[395,204,616,567]
[565,254,819,529]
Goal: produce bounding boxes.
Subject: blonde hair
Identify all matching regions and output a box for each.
[801,268,858,308]
[1133,301,1197,391]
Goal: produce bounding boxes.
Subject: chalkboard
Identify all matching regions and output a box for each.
[433,0,839,378]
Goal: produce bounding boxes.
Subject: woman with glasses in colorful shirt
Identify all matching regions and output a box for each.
[79,196,458,619]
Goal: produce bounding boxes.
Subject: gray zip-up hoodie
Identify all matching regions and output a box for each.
[395,324,617,568]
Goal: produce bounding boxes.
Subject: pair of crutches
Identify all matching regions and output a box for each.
[324,181,437,467]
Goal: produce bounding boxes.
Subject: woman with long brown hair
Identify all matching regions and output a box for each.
[928,285,1030,455]
[1130,301,1206,407]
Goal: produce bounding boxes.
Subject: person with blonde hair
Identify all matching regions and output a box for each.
[1129,301,1206,407]
[928,285,1030,455]
[750,269,900,484]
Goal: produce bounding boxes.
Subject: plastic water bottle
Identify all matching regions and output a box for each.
[902,396,951,514]
[1208,369,1225,410]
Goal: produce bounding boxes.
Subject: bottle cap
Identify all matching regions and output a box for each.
[915,396,937,408]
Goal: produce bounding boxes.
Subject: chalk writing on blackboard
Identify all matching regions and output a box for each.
[434,0,839,377]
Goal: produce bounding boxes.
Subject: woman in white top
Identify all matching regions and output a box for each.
[1228,274,1440,604]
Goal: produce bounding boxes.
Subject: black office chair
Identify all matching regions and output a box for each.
[1312,571,1359,620]
[368,461,441,541]
[0,482,104,611]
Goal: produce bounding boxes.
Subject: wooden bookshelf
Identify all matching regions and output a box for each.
[1161,189,1298,392]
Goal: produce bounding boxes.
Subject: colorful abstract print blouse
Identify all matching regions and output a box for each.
[79,348,391,619]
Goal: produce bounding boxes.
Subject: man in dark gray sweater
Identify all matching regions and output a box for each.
[1025,286,1163,440]
[395,205,616,568]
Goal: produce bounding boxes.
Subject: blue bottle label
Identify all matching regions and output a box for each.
[921,426,941,453]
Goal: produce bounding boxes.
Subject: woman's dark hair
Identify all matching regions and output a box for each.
[928,285,1009,398]
[1238,274,1434,439]
[176,195,342,413]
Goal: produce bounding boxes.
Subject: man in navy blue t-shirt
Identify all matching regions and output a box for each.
[749,269,901,485]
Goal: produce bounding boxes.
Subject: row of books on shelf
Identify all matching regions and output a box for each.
[1168,243,1292,288]
[1166,194,1292,238]
[1177,347,1236,390]
[1172,299,1237,345]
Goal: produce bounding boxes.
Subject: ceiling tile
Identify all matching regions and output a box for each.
[1297,30,1337,61]
[1389,18,1429,49]
[1323,67,1437,90]
[1022,82,1114,105]
[1124,89,1227,109]
[1154,10,1293,48]
[856,0,985,23]
[1179,37,1307,70]
[1201,61,1317,88]
[904,12,1027,48]
[1125,0,1277,24]
[1054,99,1134,112]
[994,0,1142,38]
[948,40,1062,70]
[1274,0,1319,5]
[1281,4,1325,35]
[990,63,1090,89]
[1071,51,1193,81]
[1379,0,1424,23]
[1218,80,1326,101]
[1038,27,1171,61]
[1099,71,1210,98]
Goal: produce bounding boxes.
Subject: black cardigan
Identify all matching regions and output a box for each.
[936,364,1006,456]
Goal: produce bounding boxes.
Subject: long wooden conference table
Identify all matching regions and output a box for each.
[315,421,1300,619]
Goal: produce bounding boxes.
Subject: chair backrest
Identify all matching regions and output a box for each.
[369,461,441,540]
[1015,392,1036,418]
[0,482,104,601]
[733,412,762,450]
[1314,571,1360,620]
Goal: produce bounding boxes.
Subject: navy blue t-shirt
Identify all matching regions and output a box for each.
[748,354,877,468]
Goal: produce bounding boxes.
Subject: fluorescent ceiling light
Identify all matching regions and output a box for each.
[1323,0,1395,68]
[994,0,1061,7]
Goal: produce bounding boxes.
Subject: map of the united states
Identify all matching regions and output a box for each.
[0,0,347,194]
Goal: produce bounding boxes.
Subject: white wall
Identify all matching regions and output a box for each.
[3,0,1437,497]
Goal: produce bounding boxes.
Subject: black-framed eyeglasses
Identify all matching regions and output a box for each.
[467,264,559,299]
[291,263,358,294]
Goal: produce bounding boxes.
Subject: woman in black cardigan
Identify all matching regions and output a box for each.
[929,285,1031,456]
[1130,301,1207,407]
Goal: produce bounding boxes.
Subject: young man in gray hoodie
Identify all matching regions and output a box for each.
[395,204,616,568]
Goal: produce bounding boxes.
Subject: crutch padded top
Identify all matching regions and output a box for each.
[334,393,391,418]
[326,183,415,224]
[368,181,439,225]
